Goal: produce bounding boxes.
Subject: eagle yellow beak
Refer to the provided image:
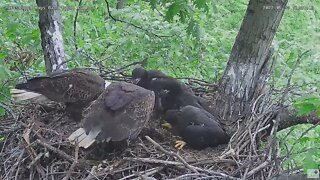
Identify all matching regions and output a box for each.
[161,122,172,129]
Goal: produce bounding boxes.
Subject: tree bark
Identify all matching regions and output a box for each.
[277,108,319,131]
[215,0,288,122]
[36,0,68,74]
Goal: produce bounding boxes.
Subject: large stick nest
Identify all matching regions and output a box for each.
[0,73,283,180]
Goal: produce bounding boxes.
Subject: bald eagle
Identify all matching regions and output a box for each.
[11,69,111,120]
[68,82,155,149]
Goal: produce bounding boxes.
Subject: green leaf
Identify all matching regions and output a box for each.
[31,29,40,40]
[0,108,5,117]
[299,137,310,143]
[127,0,135,5]
[187,20,201,39]
[165,3,181,22]
[194,0,208,12]
[179,10,186,23]
[0,52,7,60]
[149,0,158,9]
[0,65,11,81]
[7,22,19,33]
[295,103,315,116]
[303,153,319,170]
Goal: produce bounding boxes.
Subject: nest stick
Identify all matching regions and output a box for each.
[36,139,74,162]
[62,144,79,180]
[145,136,199,173]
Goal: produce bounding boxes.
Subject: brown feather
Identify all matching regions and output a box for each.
[81,82,155,145]
[14,69,108,120]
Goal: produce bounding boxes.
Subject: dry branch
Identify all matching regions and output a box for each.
[36,139,74,162]
[145,136,199,174]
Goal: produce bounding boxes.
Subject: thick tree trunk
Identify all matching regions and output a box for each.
[215,0,288,123]
[36,0,68,74]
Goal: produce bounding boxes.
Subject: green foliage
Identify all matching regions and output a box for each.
[277,124,320,173]
[0,0,242,83]
[0,1,317,83]
[277,94,320,173]
[165,2,181,22]
[286,95,320,172]
[274,1,320,93]
[0,0,318,114]
[293,96,320,117]
[146,0,208,24]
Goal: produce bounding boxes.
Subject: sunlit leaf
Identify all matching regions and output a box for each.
[194,0,208,12]
[149,0,158,9]
[0,108,5,117]
[165,3,181,22]
[295,103,315,116]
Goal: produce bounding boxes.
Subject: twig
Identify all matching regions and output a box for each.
[0,125,22,135]
[23,146,45,177]
[83,166,99,180]
[132,167,162,180]
[176,77,213,85]
[266,50,311,173]
[9,149,25,180]
[246,161,270,178]
[167,173,210,180]
[124,157,185,166]
[104,0,172,39]
[27,152,44,169]
[36,139,74,162]
[62,143,79,180]
[102,59,147,75]
[73,0,83,51]
[286,122,320,158]
[145,136,199,173]
[119,167,161,180]
[281,50,310,104]
[0,102,18,120]
[192,159,238,166]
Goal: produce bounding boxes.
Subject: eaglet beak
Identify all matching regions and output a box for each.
[161,122,172,129]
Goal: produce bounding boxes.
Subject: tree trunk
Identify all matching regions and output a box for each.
[116,0,127,9]
[36,0,68,74]
[215,0,288,123]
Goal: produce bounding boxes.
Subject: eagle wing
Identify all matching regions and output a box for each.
[75,82,154,147]
[14,69,105,103]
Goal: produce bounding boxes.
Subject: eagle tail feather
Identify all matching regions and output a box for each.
[68,128,101,149]
[10,89,47,102]
[104,80,111,88]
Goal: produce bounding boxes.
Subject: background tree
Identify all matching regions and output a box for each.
[35,0,67,73]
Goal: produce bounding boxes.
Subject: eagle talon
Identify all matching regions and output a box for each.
[174,140,186,150]
[161,122,172,129]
